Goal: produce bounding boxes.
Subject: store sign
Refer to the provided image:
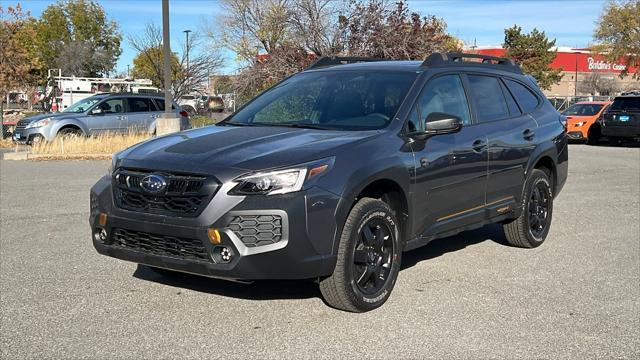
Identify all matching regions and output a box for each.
[587,57,627,72]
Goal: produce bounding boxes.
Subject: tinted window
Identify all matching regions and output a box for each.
[407,74,471,132]
[505,79,540,113]
[609,97,640,111]
[468,75,510,122]
[562,104,604,116]
[98,98,125,114]
[129,98,154,112]
[154,99,176,110]
[501,81,521,116]
[228,71,417,130]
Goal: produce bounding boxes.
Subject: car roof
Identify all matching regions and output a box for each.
[307,60,423,73]
[93,93,167,99]
[304,58,527,78]
[574,101,612,105]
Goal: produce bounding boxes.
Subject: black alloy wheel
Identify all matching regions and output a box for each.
[352,218,394,295]
[528,180,550,240]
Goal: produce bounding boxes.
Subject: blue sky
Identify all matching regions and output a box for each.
[15,0,607,75]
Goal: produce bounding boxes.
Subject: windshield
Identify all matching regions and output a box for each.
[63,96,105,113]
[226,70,418,130]
[562,104,604,116]
[610,97,640,111]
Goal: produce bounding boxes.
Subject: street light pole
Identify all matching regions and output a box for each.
[184,29,192,89]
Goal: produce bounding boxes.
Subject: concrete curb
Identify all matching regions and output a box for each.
[1,152,111,161]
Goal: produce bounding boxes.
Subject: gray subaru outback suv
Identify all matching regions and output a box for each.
[13,93,190,144]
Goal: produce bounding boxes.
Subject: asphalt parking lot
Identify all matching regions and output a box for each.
[1,144,639,359]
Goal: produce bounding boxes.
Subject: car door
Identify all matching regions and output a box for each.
[125,97,155,133]
[409,73,489,236]
[87,97,127,134]
[465,75,538,215]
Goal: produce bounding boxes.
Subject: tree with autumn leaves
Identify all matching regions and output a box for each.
[218,0,462,100]
[0,4,40,123]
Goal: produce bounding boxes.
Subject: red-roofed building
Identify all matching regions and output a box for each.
[474,47,639,96]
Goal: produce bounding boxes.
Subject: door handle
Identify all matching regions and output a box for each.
[471,138,487,152]
[523,128,535,140]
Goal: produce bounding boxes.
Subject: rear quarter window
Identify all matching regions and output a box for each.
[505,79,540,113]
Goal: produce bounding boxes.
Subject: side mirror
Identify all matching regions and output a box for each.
[425,112,462,135]
[90,108,103,115]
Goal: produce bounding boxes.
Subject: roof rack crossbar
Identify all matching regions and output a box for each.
[306,56,384,70]
[421,52,523,74]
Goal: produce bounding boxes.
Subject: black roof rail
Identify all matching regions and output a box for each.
[421,52,523,74]
[306,56,384,70]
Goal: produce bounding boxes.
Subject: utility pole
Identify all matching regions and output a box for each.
[127,64,130,79]
[162,0,172,116]
[156,0,180,135]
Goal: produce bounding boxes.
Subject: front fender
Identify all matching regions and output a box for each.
[49,118,89,138]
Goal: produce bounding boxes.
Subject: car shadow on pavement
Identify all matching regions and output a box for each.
[400,223,508,271]
[133,265,321,300]
[132,223,508,301]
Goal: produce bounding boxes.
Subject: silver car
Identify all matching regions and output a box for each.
[12,93,190,144]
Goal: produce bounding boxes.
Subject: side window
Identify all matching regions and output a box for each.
[98,98,125,114]
[154,99,176,111]
[128,98,153,113]
[505,79,540,113]
[500,80,521,116]
[407,74,471,132]
[467,75,510,122]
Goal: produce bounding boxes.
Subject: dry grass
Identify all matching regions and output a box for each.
[0,138,15,149]
[31,132,150,156]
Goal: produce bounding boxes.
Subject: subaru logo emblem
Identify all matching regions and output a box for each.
[140,174,167,193]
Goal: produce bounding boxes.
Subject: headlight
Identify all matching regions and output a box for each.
[575,121,586,127]
[229,157,334,196]
[25,118,52,129]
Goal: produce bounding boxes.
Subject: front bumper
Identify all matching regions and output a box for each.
[566,131,586,140]
[12,126,48,144]
[90,175,341,280]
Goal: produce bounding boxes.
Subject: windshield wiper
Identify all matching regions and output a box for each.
[270,123,330,130]
[218,121,256,127]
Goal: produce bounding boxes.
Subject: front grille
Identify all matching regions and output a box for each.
[15,119,30,130]
[112,228,210,262]
[228,215,283,247]
[113,168,218,217]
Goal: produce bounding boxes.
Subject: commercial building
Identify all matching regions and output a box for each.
[474,47,639,96]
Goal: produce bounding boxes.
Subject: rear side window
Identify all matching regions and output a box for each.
[505,79,540,113]
[154,99,176,110]
[129,98,154,112]
[609,97,640,111]
[467,75,510,122]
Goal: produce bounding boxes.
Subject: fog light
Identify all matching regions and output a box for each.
[220,247,232,262]
[94,228,108,242]
[207,228,221,244]
[99,212,108,227]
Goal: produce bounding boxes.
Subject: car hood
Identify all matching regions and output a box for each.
[21,112,75,123]
[118,125,380,181]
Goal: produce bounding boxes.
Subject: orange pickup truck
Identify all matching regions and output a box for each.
[562,101,611,144]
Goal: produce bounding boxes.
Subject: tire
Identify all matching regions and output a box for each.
[319,197,402,312]
[502,169,553,248]
[586,124,601,145]
[58,127,82,139]
[183,105,196,117]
